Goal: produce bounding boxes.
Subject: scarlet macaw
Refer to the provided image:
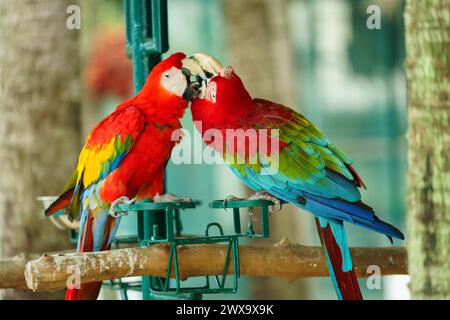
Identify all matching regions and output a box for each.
[45,52,201,300]
[185,55,404,300]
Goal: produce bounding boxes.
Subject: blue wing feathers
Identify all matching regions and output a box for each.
[303,192,374,221]
[230,163,404,240]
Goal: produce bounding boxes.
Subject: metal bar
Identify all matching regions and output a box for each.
[120,288,129,300]
[173,243,181,292]
[261,206,270,237]
[129,0,146,91]
[142,212,153,241]
[137,211,144,241]
[141,276,151,300]
[165,208,174,241]
[220,241,232,289]
[164,244,175,291]
[233,208,241,234]
[233,237,241,279]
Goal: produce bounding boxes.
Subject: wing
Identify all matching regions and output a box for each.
[225,99,403,239]
[46,106,145,220]
[229,98,362,202]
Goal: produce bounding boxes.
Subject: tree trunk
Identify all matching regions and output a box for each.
[221,0,313,299]
[405,0,450,299]
[0,0,81,299]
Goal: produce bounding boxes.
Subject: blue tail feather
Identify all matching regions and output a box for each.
[302,193,404,240]
[315,218,363,300]
[323,247,343,300]
[318,217,352,272]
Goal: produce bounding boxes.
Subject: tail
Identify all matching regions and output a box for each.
[45,169,79,216]
[65,203,100,300]
[315,218,362,300]
[65,195,120,300]
[45,188,74,216]
[300,193,403,300]
[66,282,103,300]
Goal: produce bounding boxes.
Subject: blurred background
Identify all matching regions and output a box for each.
[0,0,410,299]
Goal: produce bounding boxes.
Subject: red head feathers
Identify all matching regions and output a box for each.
[131,52,190,120]
[190,66,254,128]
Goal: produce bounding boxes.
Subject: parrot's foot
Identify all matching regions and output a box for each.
[109,196,136,218]
[222,195,245,211]
[247,191,282,215]
[153,193,193,203]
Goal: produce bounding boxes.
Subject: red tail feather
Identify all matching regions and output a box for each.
[65,219,114,300]
[66,282,102,300]
[65,288,78,300]
[346,164,366,189]
[45,188,74,216]
[315,218,363,300]
[65,213,105,300]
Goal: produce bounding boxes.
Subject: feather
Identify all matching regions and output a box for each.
[44,188,74,216]
[315,218,363,300]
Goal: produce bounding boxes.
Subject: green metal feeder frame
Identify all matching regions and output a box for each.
[111,198,275,299]
[209,199,273,238]
[113,200,240,299]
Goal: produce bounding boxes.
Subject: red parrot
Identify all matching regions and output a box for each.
[185,55,404,300]
[45,52,200,300]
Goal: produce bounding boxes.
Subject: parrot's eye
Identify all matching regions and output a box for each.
[164,74,170,78]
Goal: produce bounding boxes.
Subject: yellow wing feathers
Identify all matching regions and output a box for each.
[76,136,117,188]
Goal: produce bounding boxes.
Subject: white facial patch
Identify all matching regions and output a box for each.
[160,66,188,97]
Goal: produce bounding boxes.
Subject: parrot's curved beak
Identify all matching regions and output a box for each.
[182,79,201,102]
[180,53,224,101]
[181,57,204,101]
[189,53,224,78]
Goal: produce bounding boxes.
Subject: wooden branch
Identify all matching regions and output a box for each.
[0,243,132,291]
[15,239,407,292]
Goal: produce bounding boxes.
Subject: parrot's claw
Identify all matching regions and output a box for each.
[248,191,282,214]
[153,193,193,203]
[222,195,244,212]
[109,196,136,218]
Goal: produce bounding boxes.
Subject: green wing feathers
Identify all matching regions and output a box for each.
[228,100,360,201]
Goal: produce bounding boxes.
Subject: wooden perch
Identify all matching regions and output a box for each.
[14,239,407,292]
